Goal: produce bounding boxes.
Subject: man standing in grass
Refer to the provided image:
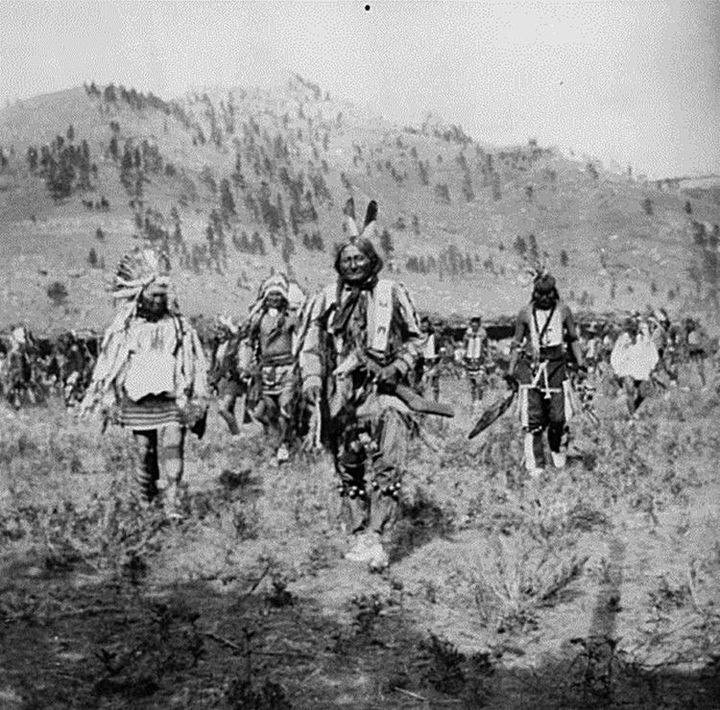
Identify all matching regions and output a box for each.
[684,317,708,387]
[463,316,487,412]
[238,273,303,464]
[80,248,209,516]
[415,316,441,401]
[298,206,422,570]
[506,273,585,477]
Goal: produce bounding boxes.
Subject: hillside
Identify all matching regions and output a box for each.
[1,77,720,333]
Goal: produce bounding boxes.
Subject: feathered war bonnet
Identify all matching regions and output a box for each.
[114,247,172,300]
[108,247,177,329]
[246,272,291,323]
[334,197,383,276]
[256,272,289,302]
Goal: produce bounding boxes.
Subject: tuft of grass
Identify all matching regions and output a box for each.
[474,529,588,633]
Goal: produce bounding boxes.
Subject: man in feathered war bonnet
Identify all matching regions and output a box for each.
[237,272,304,463]
[298,199,422,570]
[80,248,209,516]
[506,272,585,477]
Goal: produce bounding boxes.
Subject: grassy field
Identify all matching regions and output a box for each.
[1,364,719,709]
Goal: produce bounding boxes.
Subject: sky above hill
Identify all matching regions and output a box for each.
[1,1,718,179]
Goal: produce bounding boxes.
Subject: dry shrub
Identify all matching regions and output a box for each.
[13,479,168,577]
[474,528,588,632]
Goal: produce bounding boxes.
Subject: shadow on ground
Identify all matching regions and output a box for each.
[0,562,717,710]
[386,487,454,566]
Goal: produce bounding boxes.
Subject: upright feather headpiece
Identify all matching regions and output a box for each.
[362,200,378,240]
[342,197,378,243]
[343,198,359,240]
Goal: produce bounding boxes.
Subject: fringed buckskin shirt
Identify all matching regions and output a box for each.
[298,279,422,395]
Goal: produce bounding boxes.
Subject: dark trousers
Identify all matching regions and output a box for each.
[622,377,652,415]
[415,358,440,400]
[133,425,186,503]
[465,360,485,403]
[332,406,408,535]
[517,357,567,469]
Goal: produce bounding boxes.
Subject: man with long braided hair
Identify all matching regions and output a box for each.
[298,206,422,570]
[80,248,208,515]
[506,273,585,478]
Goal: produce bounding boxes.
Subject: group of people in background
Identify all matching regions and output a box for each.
[413,306,713,414]
[1,200,717,569]
[1,304,711,421]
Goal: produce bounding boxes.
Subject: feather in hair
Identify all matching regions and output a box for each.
[360,199,378,240]
[343,197,359,240]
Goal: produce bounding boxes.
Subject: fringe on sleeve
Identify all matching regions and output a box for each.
[79,305,134,413]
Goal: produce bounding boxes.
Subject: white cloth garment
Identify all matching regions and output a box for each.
[422,333,437,359]
[465,332,484,359]
[610,332,658,381]
[123,319,178,401]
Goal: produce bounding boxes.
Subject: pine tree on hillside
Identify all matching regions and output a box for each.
[47,281,69,306]
[434,183,451,204]
[76,140,92,190]
[251,232,266,256]
[120,145,134,189]
[380,229,394,260]
[220,178,236,219]
[462,174,475,202]
[492,173,502,201]
[528,234,539,262]
[282,235,295,264]
[46,154,74,200]
[199,166,217,195]
[231,151,245,190]
[418,160,429,185]
[26,146,38,172]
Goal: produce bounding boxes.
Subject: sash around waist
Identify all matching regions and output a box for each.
[522,344,565,361]
[261,354,294,367]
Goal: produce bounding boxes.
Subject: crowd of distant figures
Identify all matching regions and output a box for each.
[0,312,716,413]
